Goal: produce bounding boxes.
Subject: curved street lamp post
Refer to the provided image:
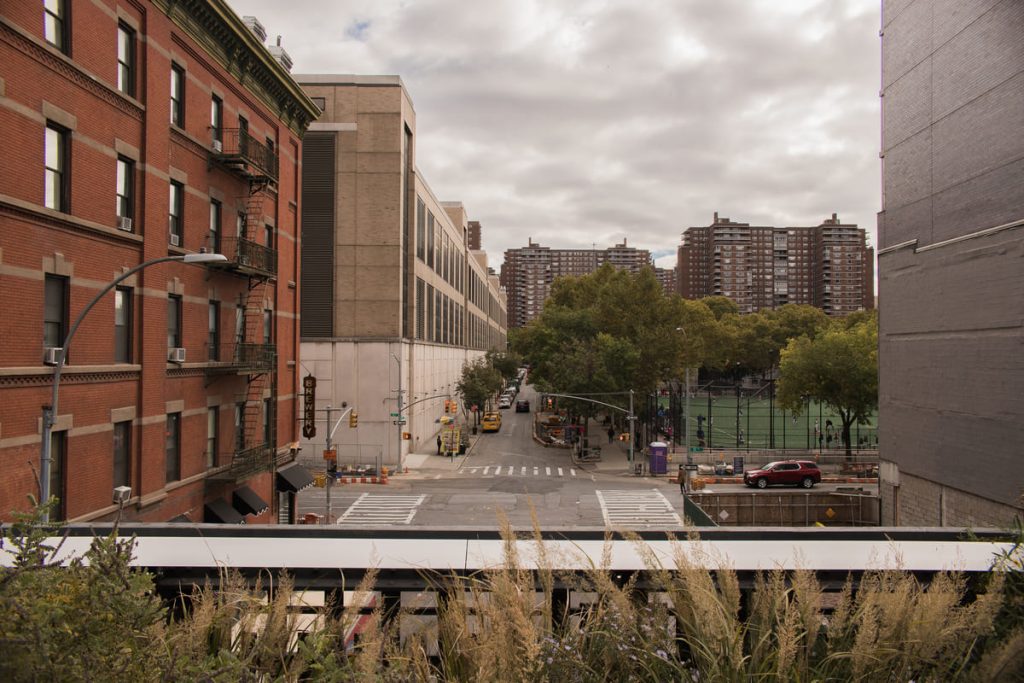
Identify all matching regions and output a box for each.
[39,253,227,522]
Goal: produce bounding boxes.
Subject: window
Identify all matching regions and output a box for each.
[426,212,435,268]
[208,301,220,361]
[114,287,132,362]
[262,309,272,344]
[43,274,68,361]
[49,431,66,521]
[416,278,425,339]
[116,156,134,224]
[113,421,131,489]
[235,305,244,344]
[237,211,246,240]
[238,115,249,156]
[168,181,183,244]
[262,398,272,445]
[43,0,67,52]
[170,64,184,127]
[44,123,68,212]
[167,295,181,348]
[416,198,425,261]
[264,223,274,248]
[206,408,218,468]
[116,23,135,96]
[234,402,245,452]
[208,199,221,253]
[210,95,223,144]
[165,413,180,483]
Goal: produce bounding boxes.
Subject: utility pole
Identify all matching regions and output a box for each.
[392,352,405,472]
[628,389,635,465]
[320,404,352,524]
[684,367,691,464]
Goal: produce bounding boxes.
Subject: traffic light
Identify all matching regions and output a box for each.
[546,397,553,409]
[349,410,358,428]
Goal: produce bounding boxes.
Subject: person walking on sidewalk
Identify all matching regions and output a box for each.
[607,426,615,443]
[436,434,442,455]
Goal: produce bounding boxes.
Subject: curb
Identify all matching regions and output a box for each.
[335,475,389,485]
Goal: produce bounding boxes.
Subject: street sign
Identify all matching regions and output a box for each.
[322,449,336,461]
[689,447,703,453]
[302,375,317,438]
[392,418,407,425]
[390,412,400,417]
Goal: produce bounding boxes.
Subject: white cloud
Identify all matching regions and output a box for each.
[230,0,881,265]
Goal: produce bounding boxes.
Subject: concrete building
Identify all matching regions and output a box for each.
[677,213,874,316]
[500,239,652,328]
[654,266,677,296]
[877,0,1024,526]
[0,1,319,523]
[295,75,507,472]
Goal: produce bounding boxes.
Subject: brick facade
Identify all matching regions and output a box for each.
[0,1,318,523]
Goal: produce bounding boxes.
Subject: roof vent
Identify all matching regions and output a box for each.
[267,36,293,72]
[242,16,267,42]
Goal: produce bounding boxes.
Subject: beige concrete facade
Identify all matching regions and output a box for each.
[296,75,506,470]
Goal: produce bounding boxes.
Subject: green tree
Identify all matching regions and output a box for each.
[776,316,878,457]
[456,357,502,416]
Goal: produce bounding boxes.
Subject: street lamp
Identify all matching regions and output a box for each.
[675,327,693,465]
[39,252,227,522]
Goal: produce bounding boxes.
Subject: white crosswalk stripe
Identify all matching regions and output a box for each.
[337,493,426,525]
[461,465,578,479]
[596,489,684,528]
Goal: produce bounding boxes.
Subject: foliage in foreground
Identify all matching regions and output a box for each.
[2,508,1022,682]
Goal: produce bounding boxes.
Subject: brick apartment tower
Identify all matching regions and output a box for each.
[500,239,651,328]
[676,212,874,315]
[878,0,1023,526]
[0,2,319,523]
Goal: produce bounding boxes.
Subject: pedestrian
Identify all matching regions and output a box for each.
[607,426,615,443]
[436,434,442,455]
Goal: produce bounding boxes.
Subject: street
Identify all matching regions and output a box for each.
[297,383,876,530]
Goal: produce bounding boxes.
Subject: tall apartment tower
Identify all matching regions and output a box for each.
[467,220,482,251]
[296,75,507,471]
[676,213,873,315]
[878,0,1023,526]
[0,1,319,523]
[500,239,652,328]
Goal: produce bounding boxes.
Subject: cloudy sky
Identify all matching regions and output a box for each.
[229,0,881,269]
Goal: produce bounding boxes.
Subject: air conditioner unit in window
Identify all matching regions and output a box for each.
[117,216,133,231]
[168,347,186,363]
[169,233,181,247]
[212,139,223,153]
[43,347,63,366]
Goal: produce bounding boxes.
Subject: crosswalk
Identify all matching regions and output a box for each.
[460,464,577,478]
[595,489,684,528]
[337,493,427,526]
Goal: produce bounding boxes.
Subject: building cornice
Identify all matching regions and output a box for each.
[153,0,320,135]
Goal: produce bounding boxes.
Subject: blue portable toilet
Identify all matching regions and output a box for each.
[649,441,668,475]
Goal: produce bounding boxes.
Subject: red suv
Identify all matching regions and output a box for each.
[743,460,821,489]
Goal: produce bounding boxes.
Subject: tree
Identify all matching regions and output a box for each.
[456,357,502,417]
[776,316,878,458]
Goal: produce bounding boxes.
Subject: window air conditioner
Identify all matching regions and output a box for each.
[169,233,181,247]
[43,347,63,366]
[212,139,223,153]
[117,216,133,231]
[168,347,186,363]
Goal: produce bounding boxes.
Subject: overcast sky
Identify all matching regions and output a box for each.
[229,0,881,269]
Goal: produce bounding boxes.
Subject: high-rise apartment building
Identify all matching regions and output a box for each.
[500,239,651,328]
[654,267,677,296]
[0,2,319,523]
[296,75,506,471]
[676,213,874,315]
[878,0,1023,526]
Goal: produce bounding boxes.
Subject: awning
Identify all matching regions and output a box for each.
[232,486,269,516]
[204,498,245,524]
[276,464,315,493]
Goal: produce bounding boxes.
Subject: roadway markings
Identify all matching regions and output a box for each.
[596,489,684,528]
[337,493,427,526]
[460,465,579,478]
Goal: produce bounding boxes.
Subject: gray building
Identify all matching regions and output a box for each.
[878,0,1024,526]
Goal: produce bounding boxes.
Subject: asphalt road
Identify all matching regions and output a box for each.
[297,384,876,530]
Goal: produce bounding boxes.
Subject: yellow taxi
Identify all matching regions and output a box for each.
[481,412,502,433]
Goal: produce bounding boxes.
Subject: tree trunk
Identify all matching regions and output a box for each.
[841,411,853,460]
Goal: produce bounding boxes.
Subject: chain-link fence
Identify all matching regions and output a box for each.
[649,382,878,452]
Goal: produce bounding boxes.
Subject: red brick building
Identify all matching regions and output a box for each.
[0,1,319,523]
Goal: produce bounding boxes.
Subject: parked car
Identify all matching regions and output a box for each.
[515,399,530,413]
[498,396,512,409]
[481,412,502,432]
[743,460,821,489]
